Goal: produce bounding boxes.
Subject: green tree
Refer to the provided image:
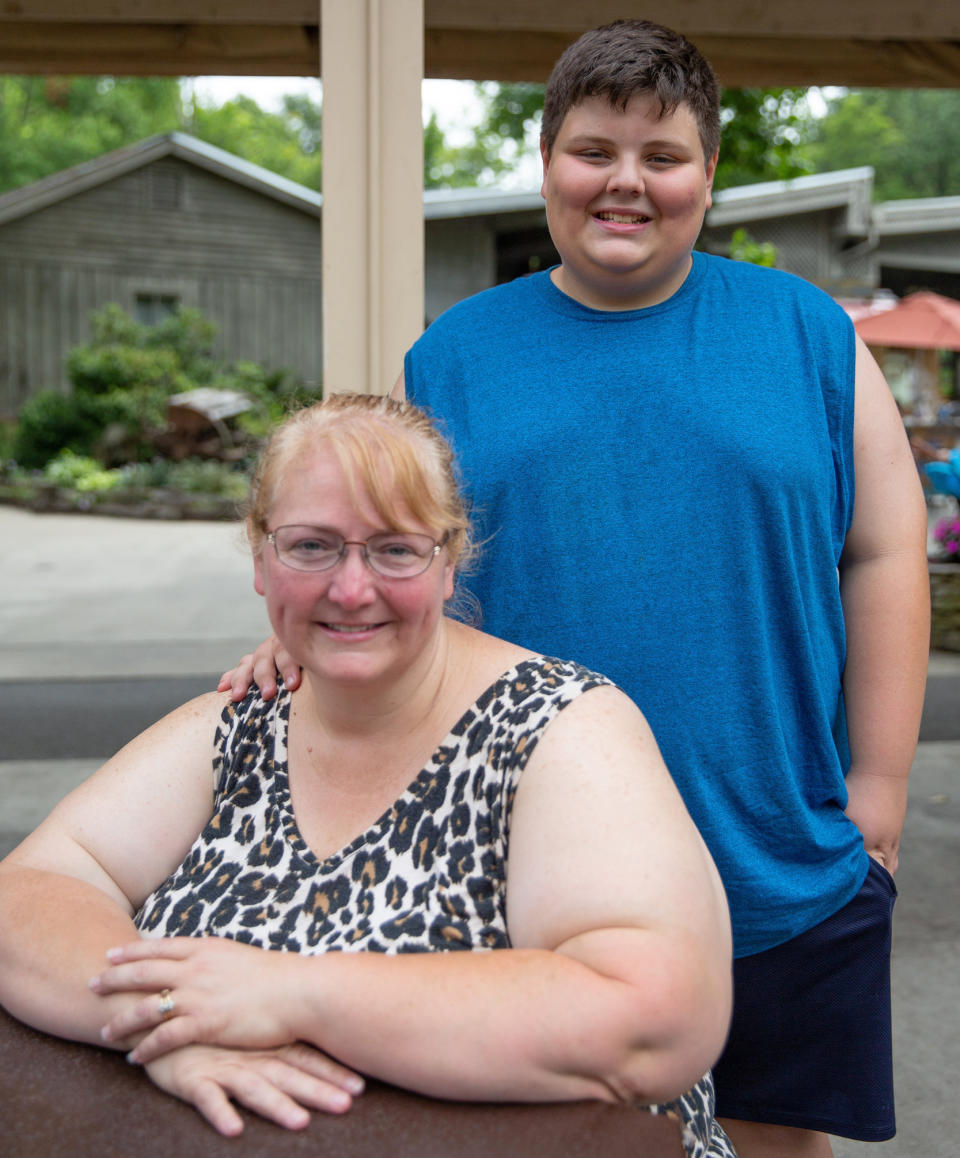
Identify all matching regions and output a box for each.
[424,83,545,188]
[714,88,813,190]
[0,76,182,192]
[424,110,505,188]
[187,92,323,190]
[0,76,324,195]
[808,89,960,200]
[480,82,545,148]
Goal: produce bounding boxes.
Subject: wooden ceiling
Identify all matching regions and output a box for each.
[2,0,960,88]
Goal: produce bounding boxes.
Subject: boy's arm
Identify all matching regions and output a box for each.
[838,337,930,872]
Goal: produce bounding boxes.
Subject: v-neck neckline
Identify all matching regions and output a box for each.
[269,656,547,870]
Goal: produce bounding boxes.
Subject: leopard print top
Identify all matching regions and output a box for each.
[134,656,735,1158]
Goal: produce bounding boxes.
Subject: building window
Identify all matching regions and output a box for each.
[135,293,179,326]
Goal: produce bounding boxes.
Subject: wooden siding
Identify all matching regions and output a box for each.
[702,209,877,294]
[424,217,495,325]
[0,158,322,416]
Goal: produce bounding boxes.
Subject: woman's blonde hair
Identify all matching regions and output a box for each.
[245,393,476,575]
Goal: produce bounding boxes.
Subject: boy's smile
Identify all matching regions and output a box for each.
[540,93,717,312]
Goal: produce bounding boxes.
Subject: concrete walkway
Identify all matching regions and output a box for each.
[0,505,957,1156]
[0,505,271,680]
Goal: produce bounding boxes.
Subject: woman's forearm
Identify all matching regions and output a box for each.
[95,925,727,1101]
[0,865,142,1045]
[112,935,720,1101]
[288,931,723,1105]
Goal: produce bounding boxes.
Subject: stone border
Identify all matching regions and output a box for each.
[0,482,241,521]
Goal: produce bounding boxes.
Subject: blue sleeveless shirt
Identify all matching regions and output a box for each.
[405,252,867,956]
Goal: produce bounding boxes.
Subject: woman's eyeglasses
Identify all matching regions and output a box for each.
[266,525,448,578]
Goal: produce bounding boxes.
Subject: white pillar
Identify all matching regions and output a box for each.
[321,0,425,395]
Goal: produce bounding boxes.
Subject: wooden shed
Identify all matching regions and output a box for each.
[0,133,323,416]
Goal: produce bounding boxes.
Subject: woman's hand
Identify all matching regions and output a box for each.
[217,635,301,702]
[91,937,314,1063]
[145,1042,363,1136]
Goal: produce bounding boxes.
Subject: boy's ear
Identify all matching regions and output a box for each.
[704,149,719,209]
[539,136,551,196]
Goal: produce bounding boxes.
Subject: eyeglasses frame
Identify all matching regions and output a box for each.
[265,525,450,579]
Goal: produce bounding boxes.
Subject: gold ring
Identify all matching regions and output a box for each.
[157,988,175,1020]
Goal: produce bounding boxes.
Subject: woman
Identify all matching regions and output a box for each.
[0,395,733,1155]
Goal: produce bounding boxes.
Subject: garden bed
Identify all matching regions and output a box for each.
[0,479,241,521]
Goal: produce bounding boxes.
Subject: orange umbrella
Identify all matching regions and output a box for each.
[854,292,960,352]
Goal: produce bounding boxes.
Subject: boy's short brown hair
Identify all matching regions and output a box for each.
[541,19,721,162]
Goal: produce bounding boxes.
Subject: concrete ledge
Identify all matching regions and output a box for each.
[0,640,261,682]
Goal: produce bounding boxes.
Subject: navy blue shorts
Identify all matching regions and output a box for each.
[713,857,897,1141]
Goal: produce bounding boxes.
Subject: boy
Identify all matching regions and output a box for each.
[230,20,929,1157]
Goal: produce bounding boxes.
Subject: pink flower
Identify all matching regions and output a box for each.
[934,517,960,545]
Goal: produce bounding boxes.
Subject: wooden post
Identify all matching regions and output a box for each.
[321,0,425,395]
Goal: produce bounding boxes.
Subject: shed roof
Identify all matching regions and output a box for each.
[0,132,322,228]
[874,196,960,238]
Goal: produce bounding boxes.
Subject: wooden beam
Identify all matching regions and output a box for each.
[0,22,320,76]
[700,35,960,89]
[2,2,960,87]
[425,30,960,88]
[6,0,960,42]
[423,0,960,41]
[0,1,318,23]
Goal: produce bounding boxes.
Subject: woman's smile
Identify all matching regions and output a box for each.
[319,620,388,637]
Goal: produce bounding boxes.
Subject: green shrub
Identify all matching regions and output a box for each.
[67,303,217,399]
[66,344,180,396]
[12,386,171,470]
[122,456,249,499]
[146,308,217,379]
[13,302,311,474]
[87,302,144,347]
[43,449,121,492]
[728,227,777,268]
[0,419,16,462]
[12,391,117,469]
[85,304,214,373]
